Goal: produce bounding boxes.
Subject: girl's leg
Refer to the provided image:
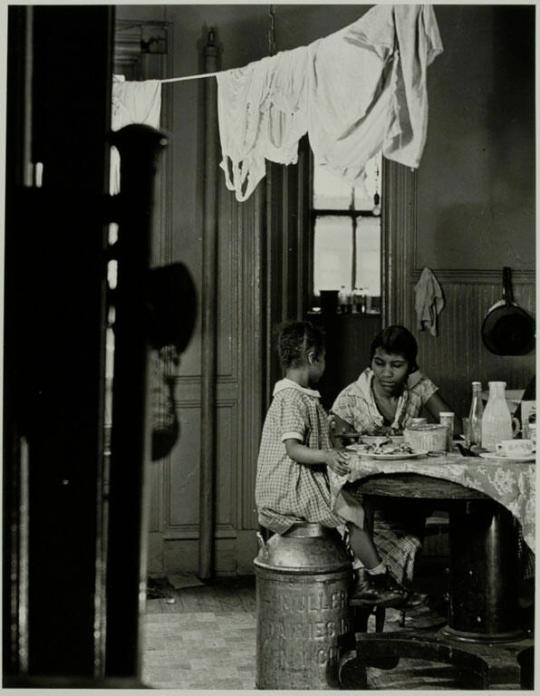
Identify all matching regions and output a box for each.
[348,523,406,600]
[348,524,384,571]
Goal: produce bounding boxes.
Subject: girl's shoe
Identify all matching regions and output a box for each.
[403,591,429,607]
[351,571,406,604]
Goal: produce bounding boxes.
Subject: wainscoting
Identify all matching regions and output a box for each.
[384,164,535,421]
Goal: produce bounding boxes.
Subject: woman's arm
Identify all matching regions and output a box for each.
[328,413,356,447]
[424,391,461,433]
[284,439,351,476]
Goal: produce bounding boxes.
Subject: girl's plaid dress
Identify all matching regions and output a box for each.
[256,379,344,534]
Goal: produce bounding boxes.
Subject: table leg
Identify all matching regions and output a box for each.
[444,499,524,642]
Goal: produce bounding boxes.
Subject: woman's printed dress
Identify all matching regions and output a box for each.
[331,367,438,432]
[331,368,439,584]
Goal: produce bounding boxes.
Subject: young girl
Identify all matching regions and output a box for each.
[255,320,404,600]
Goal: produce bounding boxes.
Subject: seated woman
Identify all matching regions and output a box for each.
[331,324,451,436]
[330,325,453,587]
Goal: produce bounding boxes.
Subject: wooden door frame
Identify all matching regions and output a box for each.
[381,161,417,328]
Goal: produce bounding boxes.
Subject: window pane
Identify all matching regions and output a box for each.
[313,216,353,293]
[355,217,381,297]
[313,167,354,210]
[313,153,382,212]
[354,154,381,211]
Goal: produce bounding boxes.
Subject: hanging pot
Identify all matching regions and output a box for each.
[481,267,535,356]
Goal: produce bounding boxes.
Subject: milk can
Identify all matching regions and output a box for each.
[254,523,353,690]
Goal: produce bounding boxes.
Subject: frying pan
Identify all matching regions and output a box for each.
[481,267,535,356]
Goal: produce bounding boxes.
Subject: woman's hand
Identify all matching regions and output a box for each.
[324,449,351,476]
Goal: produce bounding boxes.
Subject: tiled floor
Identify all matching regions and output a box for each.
[141,572,527,690]
[143,577,257,689]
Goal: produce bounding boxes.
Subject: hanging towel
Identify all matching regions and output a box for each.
[415,267,445,336]
[217,4,443,202]
[110,78,162,194]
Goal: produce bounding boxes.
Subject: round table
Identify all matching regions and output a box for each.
[353,472,523,642]
[339,472,533,689]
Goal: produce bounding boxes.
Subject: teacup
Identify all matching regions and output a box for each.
[495,439,534,457]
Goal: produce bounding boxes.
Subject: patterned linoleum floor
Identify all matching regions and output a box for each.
[141,574,526,690]
[142,577,257,689]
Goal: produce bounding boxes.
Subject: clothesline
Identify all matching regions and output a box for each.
[160,69,229,83]
[115,4,443,203]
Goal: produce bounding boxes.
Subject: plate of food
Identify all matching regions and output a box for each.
[345,443,372,453]
[348,441,427,460]
[364,449,429,461]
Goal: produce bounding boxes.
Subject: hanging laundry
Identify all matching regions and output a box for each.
[110,77,162,194]
[217,45,310,202]
[415,267,445,337]
[217,4,443,202]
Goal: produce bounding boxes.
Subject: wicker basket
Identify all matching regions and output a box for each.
[404,424,447,452]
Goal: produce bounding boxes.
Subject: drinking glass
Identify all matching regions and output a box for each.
[462,417,472,447]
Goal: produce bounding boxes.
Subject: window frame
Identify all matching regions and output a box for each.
[309,154,383,307]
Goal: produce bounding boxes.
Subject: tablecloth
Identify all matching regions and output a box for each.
[336,453,535,552]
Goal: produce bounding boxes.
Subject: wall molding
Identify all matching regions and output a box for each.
[173,375,240,385]
[237,184,265,530]
[163,526,238,541]
[409,268,536,284]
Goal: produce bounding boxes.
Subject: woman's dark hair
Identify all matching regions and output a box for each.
[369,325,418,373]
[277,320,325,369]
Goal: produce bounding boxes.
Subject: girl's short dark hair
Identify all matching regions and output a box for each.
[369,325,419,372]
[277,320,326,369]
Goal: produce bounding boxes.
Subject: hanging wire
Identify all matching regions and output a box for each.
[372,160,381,216]
[268,5,276,56]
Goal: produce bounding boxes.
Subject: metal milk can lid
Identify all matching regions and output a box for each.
[254,523,352,573]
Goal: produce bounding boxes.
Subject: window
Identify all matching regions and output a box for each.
[312,154,382,313]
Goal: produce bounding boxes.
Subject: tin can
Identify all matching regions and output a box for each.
[528,422,536,448]
[254,523,353,689]
[410,417,427,427]
[439,412,455,452]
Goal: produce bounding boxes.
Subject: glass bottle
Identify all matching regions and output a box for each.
[468,381,484,447]
[359,288,367,314]
[481,381,513,451]
[352,287,361,314]
[337,286,347,314]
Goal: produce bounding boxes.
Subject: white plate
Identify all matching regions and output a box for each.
[359,450,428,461]
[479,452,536,463]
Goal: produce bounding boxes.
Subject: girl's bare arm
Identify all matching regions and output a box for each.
[284,439,351,476]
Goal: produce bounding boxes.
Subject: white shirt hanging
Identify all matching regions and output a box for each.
[110,79,162,195]
[216,4,443,202]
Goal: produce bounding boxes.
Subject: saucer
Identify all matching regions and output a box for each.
[479,452,536,463]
